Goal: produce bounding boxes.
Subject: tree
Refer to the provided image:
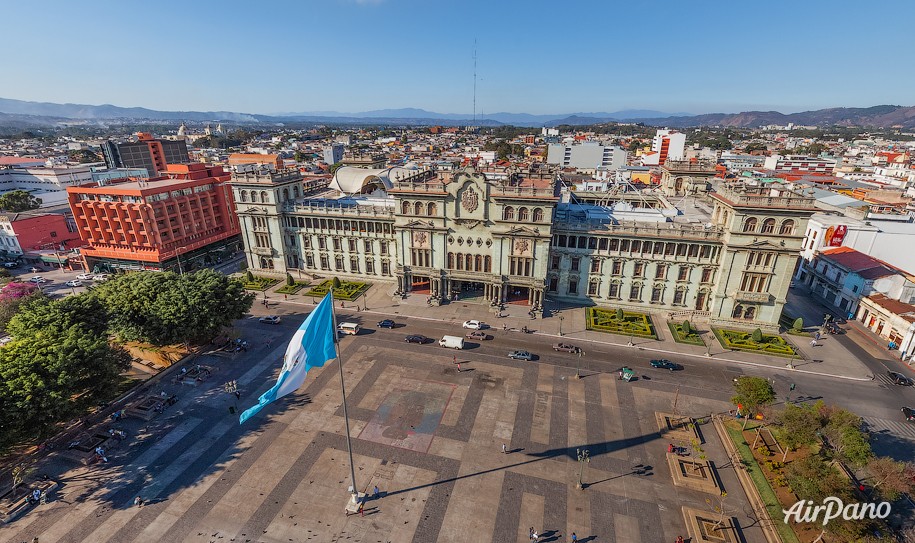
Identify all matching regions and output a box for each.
[866,457,915,501]
[332,277,342,290]
[751,328,763,343]
[627,140,642,152]
[682,320,692,335]
[792,317,804,331]
[731,376,775,428]
[777,403,821,461]
[286,272,294,287]
[293,151,306,162]
[328,162,343,175]
[94,270,254,346]
[786,456,851,504]
[0,190,42,212]
[818,405,872,467]
[246,269,255,282]
[68,149,101,163]
[615,308,624,320]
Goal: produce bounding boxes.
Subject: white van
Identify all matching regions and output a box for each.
[439,335,465,349]
[338,322,361,336]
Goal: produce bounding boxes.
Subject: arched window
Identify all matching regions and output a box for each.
[414,202,423,216]
[401,201,411,215]
[465,254,473,270]
[427,202,437,216]
[503,206,515,220]
[742,218,757,232]
[761,218,776,234]
[518,207,529,221]
[456,253,463,270]
[484,255,491,272]
[475,255,483,271]
[282,188,289,201]
[532,208,544,222]
[448,253,455,269]
[732,304,744,319]
[779,220,795,235]
[260,191,268,203]
[240,190,248,202]
[293,185,300,198]
[744,306,756,320]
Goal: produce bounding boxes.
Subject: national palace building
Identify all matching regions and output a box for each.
[229,161,817,330]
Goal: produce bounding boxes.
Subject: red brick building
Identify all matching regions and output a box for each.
[66,163,241,272]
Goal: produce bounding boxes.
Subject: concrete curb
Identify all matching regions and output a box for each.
[713,415,783,543]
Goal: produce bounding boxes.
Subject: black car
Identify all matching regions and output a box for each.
[404,335,429,344]
[903,407,915,421]
[377,319,396,328]
[650,359,682,371]
[888,371,913,386]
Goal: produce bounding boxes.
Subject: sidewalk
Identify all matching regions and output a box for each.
[262,280,874,382]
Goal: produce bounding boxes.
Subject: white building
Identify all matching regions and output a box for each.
[546,143,627,171]
[651,129,686,162]
[0,165,93,207]
[763,155,839,173]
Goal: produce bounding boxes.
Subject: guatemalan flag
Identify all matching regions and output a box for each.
[239,292,338,425]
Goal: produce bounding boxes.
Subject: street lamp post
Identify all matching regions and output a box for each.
[576,448,590,490]
[175,247,189,274]
[575,350,583,380]
[559,315,564,337]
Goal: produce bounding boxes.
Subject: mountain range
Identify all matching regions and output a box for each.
[1,97,914,129]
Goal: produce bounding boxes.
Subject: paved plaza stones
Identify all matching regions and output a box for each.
[2,334,767,543]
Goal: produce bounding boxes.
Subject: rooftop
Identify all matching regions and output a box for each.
[866,293,915,323]
[819,246,899,278]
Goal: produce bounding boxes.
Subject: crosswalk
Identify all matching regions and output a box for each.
[862,415,915,441]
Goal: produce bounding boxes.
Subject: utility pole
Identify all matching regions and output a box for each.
[576,448,590,490]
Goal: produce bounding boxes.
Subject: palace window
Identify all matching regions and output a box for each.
[743,217,757,232]
[571,257,580,271]
[590,259,601,273]
[588,280,599,296]
[320,255,329,270]
[612,261,623,275]
[673,289,685,305]
[427,202,437,216]
[701,268,714,283]
[608,283,620,299]
[503,206,514,220]
[655,264,666,279]
[333,238,341,251]
[740,273,768,293]
[568,278,578,294]
[335,256,344,271]
[382,261,390,275]
[348,239,356,252]
[651,286,663,303]
[780,220,795,235]
[551,255,560,270]
[518,207,529,221]
[629,284,642,301]
[678,267,690,281]
[633,262,645,277]
[532,208,544,222]
[350,257,359,272]
[762,218,776,234]
[366,259,374,274]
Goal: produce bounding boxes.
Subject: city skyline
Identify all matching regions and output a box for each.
[3,0,914,116]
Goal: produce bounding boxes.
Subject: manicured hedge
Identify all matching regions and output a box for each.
[713,327,797,357]
[242,276,280,291]
[304,279,369,301]
[667,321,704,346]
[276,281,310,295]
[586,307,657,339]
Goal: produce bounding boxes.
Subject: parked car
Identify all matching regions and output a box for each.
[93,274,110,282]
[650,359,682,371]
[888,371,912,386]
[404,335,430,344]
[462,320,487,330]
[377,319,396,329]
[76,273,94,280]
[903,407,915,421]
[29,276,47,283]
[439,335,465,349]
[508,350,534,361]
[3,262,17,269]
[258,315,282,325]
[65,280,83,287]
[552,342,580,353]
[465,330,489,341]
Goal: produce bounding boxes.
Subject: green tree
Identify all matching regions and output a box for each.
[866,457,915,502]
[776,403,821,461]
[682,320,692,335]
[332,277,342,290]
[615,308,624,321]
[328,162,343,175]
[286,272,294,287]
[627,140,642,152]
[94,270,254,346]
[792,317,804,331]
[246,269,255,282]
[751,328,763,343]
[68,149,102,163]
[731,376,775,428]
[0,190,42,212]
[818,405,872,467]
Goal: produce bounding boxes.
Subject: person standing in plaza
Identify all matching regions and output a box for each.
[571,533,578,542]
[373,485,380,499]
[456,363,462,372]
[502,443,507,454]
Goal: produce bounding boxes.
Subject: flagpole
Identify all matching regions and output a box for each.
[330,288,360,507]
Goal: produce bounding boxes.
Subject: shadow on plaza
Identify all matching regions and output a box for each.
[386,432,661,498]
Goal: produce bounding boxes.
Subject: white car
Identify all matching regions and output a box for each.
[93,274,110,282]
[258,315,281,325]
[462,320,486,330]
[65,280,83,287]
[29,276,47,284]
[76,273,94,280]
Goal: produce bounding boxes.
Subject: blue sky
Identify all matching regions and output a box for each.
[3,0,913,115]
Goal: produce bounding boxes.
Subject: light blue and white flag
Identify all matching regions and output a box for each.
[239,292,337,425]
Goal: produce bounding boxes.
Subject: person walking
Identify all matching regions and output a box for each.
[502,443,508,454]
[529,527,535,540]
[571,533,578,543]
[373,485,380,499]
[134,496,143,508]
[456,363,462,373]
[532,529,540,542]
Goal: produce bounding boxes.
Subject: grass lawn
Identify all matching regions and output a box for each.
[276,281,310,295]
[586,307,657,340]
[713,327,797,357]
[304,279,370,301]
[667,321,704,346]
[724,420,801,543]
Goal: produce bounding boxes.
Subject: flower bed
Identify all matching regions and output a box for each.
[713,327,796,357]
[304,280,369,301]
[586,307,657,339]
[276,281,309,295]
[667,321,704,346]
[242,276,280,291]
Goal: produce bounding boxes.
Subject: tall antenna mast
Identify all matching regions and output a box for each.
[472,39,477,126]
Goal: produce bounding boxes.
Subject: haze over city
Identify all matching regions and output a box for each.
[2,0,914,115]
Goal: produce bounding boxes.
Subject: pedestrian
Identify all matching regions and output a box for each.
[235,390,241,400]
[373,485,380,499]
[810,339,817,347]
[618,370,623,380]
[814,331,821,341]
[529,527,535,540]
[284,294,287,300]
[571,533,578,543]
[134,496,143,508]
[456,363,462,372]
[502,443,507,454]
[676,536,684,543]
[532,530,540,542]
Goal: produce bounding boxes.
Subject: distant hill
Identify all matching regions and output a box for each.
[0,97,913,129]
